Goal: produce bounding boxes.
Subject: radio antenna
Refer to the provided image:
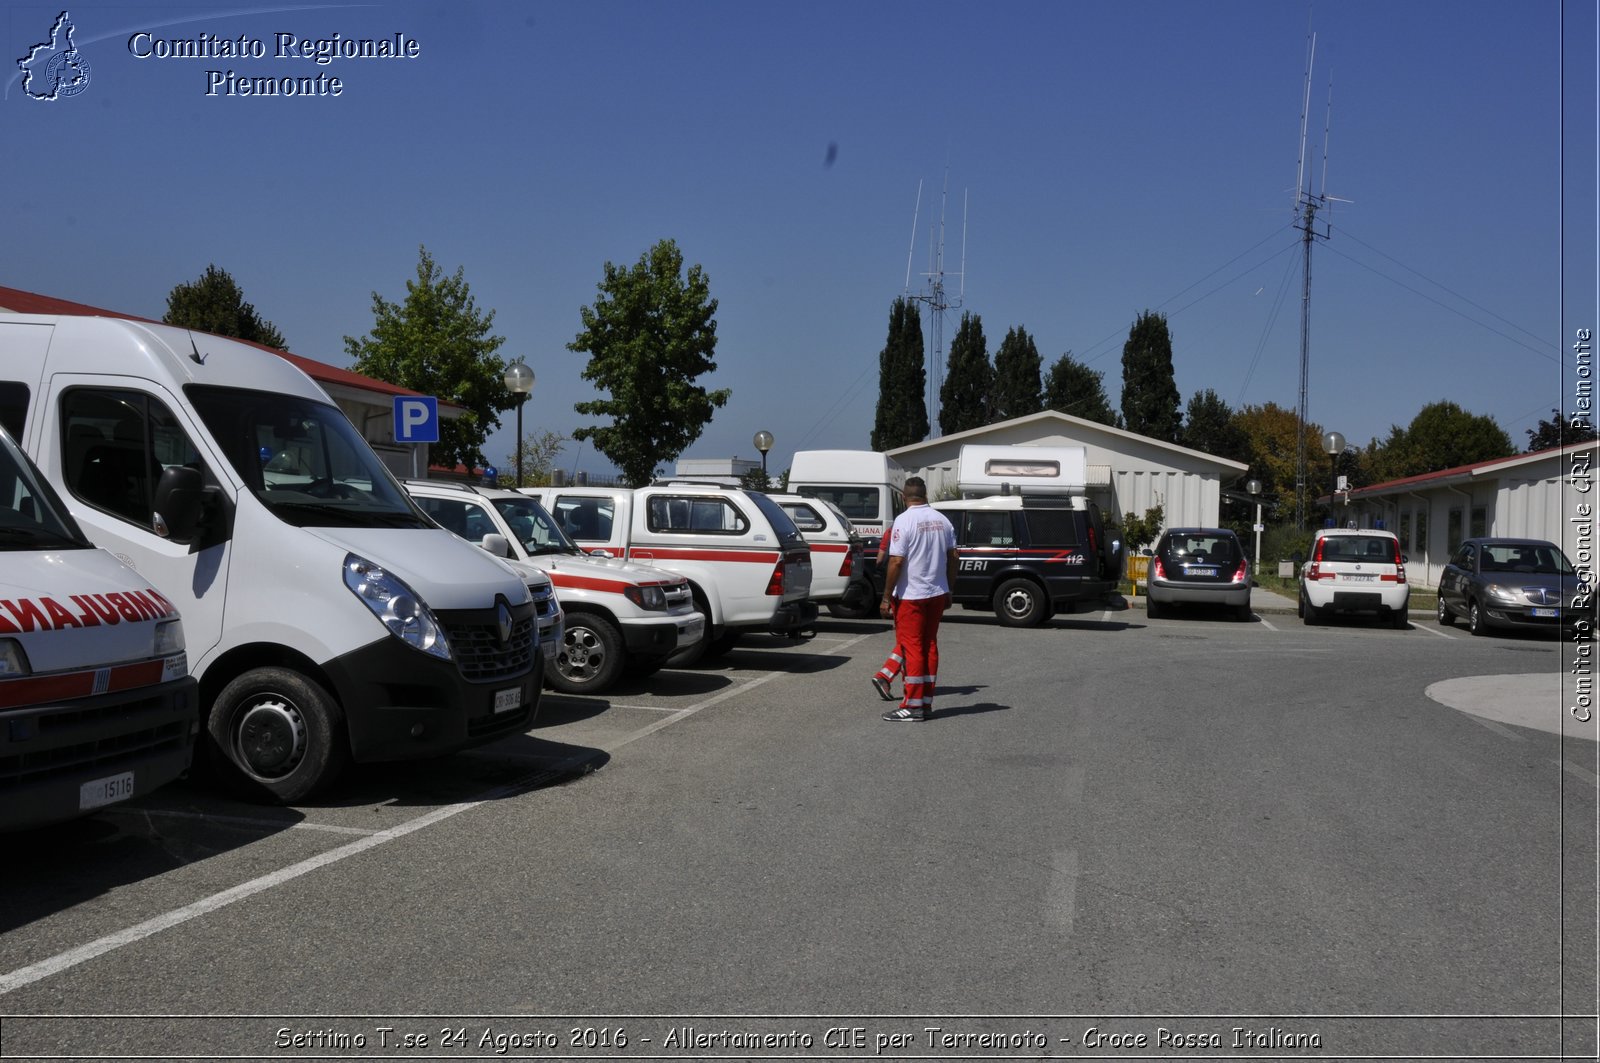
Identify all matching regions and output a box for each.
[905,168,967,437]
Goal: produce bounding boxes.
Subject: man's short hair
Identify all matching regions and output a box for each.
[904,476,927,499]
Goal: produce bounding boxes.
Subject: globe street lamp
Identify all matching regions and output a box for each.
[753,430,774,479]
[1247,478,1263,578]
[1322,430,1345,527]
[503,362,535,487]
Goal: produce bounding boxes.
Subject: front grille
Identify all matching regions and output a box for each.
[0,687,195,792]
[662,583,693,611]
[444,616,536,682]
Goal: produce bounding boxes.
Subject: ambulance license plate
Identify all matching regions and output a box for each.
[80,772,134,811]
[494,687,522,713]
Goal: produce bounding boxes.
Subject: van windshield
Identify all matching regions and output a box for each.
[795,485,881,521]
[0,429,91,551]
[186,385,431,529]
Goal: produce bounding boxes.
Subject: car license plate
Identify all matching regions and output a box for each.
[1343,574,1376,582]
[1183,566,1217,577]
[493,687,522,714]
[80,771,134,811]
[1530,608,1559,618]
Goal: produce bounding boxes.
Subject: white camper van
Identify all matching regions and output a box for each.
[0,421,197,830]
[0,315,543,802]
[787,449,907,543]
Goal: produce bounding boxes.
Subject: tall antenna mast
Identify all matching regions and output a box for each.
[907,168,967,438]
[1292,29,1346,529]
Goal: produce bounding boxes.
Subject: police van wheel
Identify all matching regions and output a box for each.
[209,667,346,804]
[546,612,625,694]
[993,578,1047,628]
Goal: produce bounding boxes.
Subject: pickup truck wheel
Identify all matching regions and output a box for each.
[993,578,1047,628]
[208,667,345,803]
[547,612,625,694]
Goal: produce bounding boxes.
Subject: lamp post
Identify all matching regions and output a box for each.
[753,430,773,482]
[1322,430,1345,527]
[503,362,535,487]
[1247,478,1262,578]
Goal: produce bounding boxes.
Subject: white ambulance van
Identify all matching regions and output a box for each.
[0,315,542,803]
[0,421,197,830]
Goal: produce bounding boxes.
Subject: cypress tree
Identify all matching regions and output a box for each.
[989,326,1044,423]
[1044,352,1118,426]
[938,311,991,435]
[870,297,928,450]
[1119,310,1182,442]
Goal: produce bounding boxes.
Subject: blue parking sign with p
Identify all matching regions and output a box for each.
[394,396,439,443]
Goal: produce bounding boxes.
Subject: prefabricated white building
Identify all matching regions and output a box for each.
[887,410,1249,531]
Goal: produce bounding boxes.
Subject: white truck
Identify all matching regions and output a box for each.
[405,480,704,692]
[521,482,816,665]
[0,422,197,830]
[768,492,871,614]
[0,314,547,803]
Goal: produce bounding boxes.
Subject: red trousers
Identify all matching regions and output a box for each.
[892,595,947,712]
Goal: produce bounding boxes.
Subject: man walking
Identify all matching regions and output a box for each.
[877,476,958,722]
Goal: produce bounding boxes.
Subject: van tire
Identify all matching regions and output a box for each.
[546,611,625,694]
[993,578,1047,627]
[209,667,346,804]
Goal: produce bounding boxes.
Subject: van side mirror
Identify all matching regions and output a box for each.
[152,465,229,549]
[152,465,205,541]
[480,532,514,559]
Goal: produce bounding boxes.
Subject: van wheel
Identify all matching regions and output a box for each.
[994,578,1047,627]
[547,612,625,694]
[208,667,345,804]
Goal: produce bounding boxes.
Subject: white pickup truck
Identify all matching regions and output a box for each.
[405,480,703,692]
[521,482,816,665]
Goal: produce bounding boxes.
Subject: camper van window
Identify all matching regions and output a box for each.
[797,485,879,521]
[186,385,429,530]
[0,381,28,442]
[984,459,1060,478]
[61,388,206,529]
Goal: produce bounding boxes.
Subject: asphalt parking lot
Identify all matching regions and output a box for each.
[3,599,1596,1059]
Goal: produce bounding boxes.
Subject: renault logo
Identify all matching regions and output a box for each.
[495,601,514,645]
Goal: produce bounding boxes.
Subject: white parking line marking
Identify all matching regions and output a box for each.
[1413,621,1457,640]
[1466,715,1527,742]
[1258,616,1279,632]
[1559,759,1600,787]
[1047,849,1080,935]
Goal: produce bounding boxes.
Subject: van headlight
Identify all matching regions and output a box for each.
[0,638,30,678]
[152,619,185,656]
[343,553,452,661]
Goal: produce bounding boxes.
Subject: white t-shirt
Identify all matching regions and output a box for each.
[887,504,957,601]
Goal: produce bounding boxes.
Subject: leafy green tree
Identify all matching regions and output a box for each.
[989,326,1044,423]
[165,264,287,349]
[1119,310,1181,443]
[345,246,507,470]
[569,239,729,487]
[1181,389,1250,468]
[938,312,991,435]
[1044,351,1118,426]
[1120,501,1166,554]
[870,297,927,451]
[738,467,773,493]
[1365,400,1515,482]
[1525,408,1598,451]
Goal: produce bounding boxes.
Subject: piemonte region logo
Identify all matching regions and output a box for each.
[17,11,91,101]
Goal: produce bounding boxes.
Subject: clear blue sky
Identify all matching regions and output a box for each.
[6,1,1593,479]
